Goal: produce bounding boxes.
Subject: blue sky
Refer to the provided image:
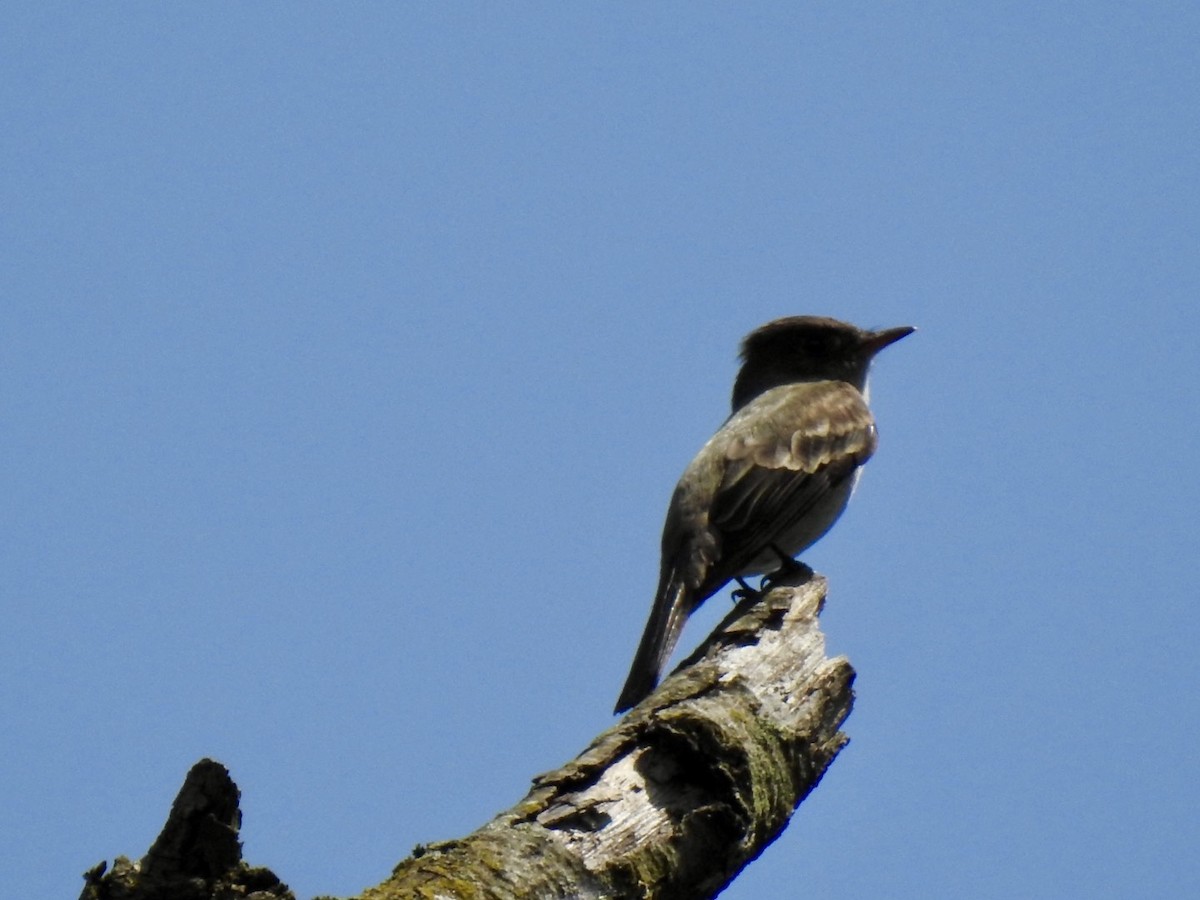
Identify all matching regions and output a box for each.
[3,4,1197,898]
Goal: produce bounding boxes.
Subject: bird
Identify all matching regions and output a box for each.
[613,315,913,713]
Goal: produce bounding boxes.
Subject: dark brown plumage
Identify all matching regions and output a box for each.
[614,316,912,713]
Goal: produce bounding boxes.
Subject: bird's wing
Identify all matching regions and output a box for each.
[702,380,877,590]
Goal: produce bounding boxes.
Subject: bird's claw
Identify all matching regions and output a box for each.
[761,549,813,590]
[731,577,762,603]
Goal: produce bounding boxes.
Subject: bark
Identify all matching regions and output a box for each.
[78,570,854,900]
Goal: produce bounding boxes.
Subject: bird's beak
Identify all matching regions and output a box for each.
[862,325,916,356]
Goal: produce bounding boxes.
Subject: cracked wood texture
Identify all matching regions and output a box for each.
[366,571,853,900]
[78,571,853,900]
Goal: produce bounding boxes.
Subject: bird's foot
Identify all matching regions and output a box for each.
[731,577,762,603]
[761,547,813,589]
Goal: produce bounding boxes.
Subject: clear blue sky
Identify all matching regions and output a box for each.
[4,4,1197,898]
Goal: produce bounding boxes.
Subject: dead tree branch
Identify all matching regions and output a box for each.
[79,571,853,900]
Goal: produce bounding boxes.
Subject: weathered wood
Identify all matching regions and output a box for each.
[79,759,291,900]
[79,571,853,900]
[366,570,853,899]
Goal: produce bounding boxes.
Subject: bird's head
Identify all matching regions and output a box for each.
[731,316,914,410]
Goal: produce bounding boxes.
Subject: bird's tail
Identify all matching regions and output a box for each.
[614,572,692,713]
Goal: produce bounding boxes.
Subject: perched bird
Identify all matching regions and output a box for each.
[614,316,913,713]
